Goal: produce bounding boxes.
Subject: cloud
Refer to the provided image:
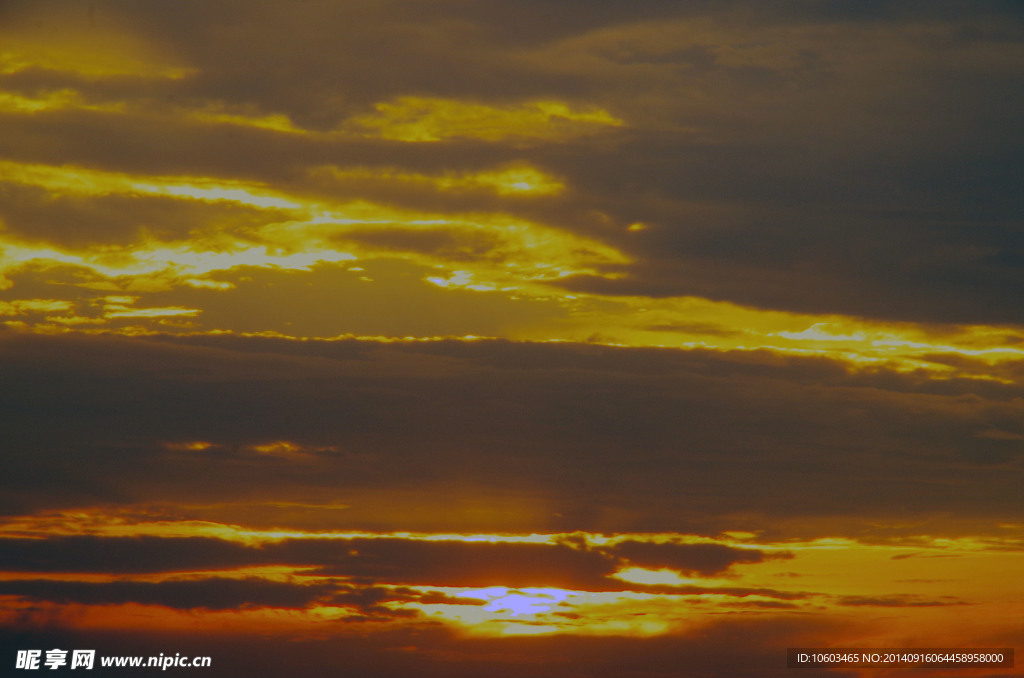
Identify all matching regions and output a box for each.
[290,538,617,589]
[1,2,1021,674]
[2,0,1024,331]
[342,97,623,143]
[0,178,281,248]
[0,533,793,598]
[0,578,333,611]
[0,536,260,574]
[2,1,1021,328]
[607,541,786,576]
[835,594,967,608]
[0,330,1021,536]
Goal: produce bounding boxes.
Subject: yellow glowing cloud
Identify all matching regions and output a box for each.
[611,567,706,587]
[344,96,624,142]
[0,90,609,144]
[0,511,754,550]
[163,441,216,452]
[248,441,340,460]
[119,242,356,280]
[315,162,565,196]
[0,299,73,316]
[0,84,307,135]
[449,165,565,195]
[5,162,1023,382]
[512,294,1024,378]
[102,303,199,320]
[0,160,620,295]
[183,102,306,134]
[0,89,126,115]
[0,238,356,297]
[0,160,304,211]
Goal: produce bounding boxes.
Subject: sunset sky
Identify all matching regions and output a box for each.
[1,1,1023,676]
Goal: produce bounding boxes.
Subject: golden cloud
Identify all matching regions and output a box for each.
[343,96,624,142]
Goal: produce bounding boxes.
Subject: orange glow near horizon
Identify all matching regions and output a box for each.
[0,504,1019,664]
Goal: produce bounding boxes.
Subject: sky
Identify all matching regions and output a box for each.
[1,1,1023,676]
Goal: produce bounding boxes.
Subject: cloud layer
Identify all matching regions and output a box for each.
[1,331,1021,536]
[3,2,1023,676]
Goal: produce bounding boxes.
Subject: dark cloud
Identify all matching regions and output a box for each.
[322,585,422,619]
[721,600,801,610]
[0,331,1022,535]
[834,594,967,607]
[0,536,255,574]
[0,534,786,596]
[656,585,810,601]
[0,181,280,247]
[413,590,488,606]
[0,578,333,611]
[289,538,618,589]
[105,0,596,127]
[607,541,788,576]
[0,538,530,615]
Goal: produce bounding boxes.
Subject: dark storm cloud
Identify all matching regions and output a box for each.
[1,331,1022,536]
